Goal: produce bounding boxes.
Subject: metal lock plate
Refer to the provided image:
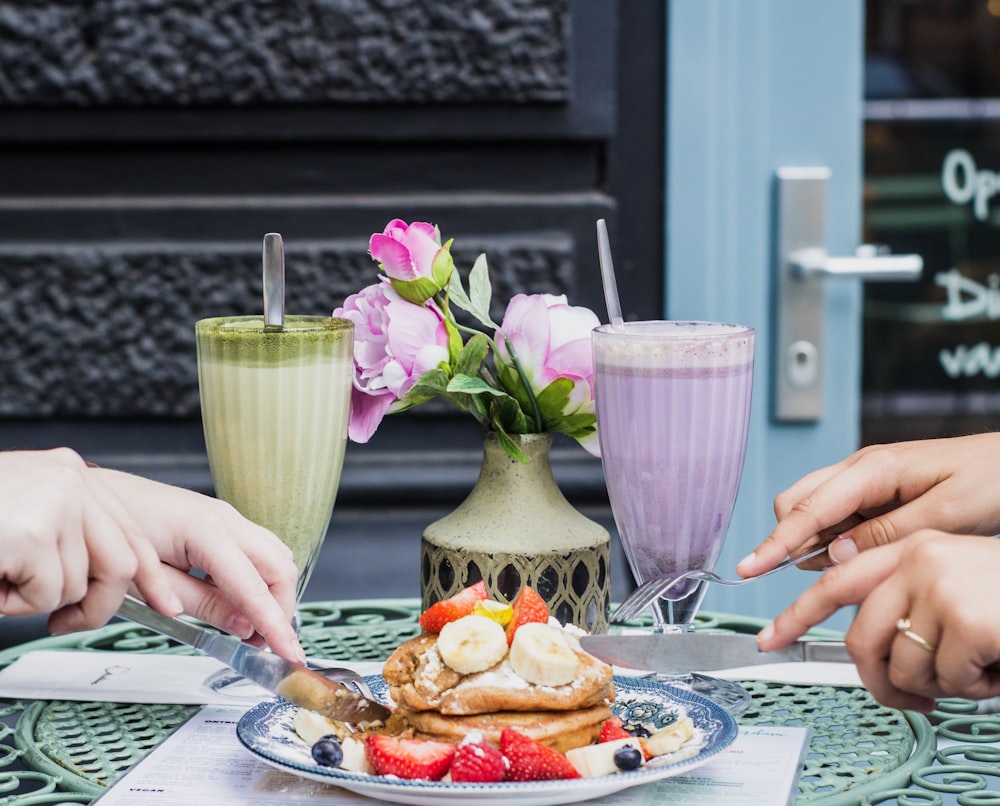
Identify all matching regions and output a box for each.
[774,167,830,422]
[772,167,923,422]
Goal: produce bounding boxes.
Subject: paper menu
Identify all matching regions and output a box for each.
[636,725,811,805]
[93,706,808,806]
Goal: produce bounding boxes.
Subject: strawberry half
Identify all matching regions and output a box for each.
[418,581,489,633]
[504,585,550,645]
[500,728,581,781]
[599,716,633,743]
[450,738,508,783]
[364,735,456,781]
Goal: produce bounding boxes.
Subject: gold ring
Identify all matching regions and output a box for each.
[895,618,937,653]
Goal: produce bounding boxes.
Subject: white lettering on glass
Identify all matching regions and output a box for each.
[942,149,999,222]
[939,343,1000,378]
[935,268,1000,320]
[934,269,1000,378]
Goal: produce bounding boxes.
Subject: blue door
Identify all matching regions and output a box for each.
[666,1,865,630]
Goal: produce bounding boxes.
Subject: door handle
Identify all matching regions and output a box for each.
[790,245,922,281]
[774,167,922,422]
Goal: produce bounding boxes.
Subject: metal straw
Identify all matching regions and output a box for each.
[263,232,285,330]
[596,219,624,327]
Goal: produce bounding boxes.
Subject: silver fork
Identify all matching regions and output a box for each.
[205,662,375,703]
[610,544,829,625]
[311,665,376,700]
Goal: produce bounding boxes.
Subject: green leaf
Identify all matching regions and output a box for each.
[454,333,489,377]
[546,412,597,440]
[448,253,498,330]
[492,425,529,463]
[534,378,575,422]
[467,392,489,422]
[468,254,498,327]
[403,368,451,405]
[493,360,533,410]
[447,373,509,396]
[447,268,473,312]
[490,395,529,434]
[444,317,464,365]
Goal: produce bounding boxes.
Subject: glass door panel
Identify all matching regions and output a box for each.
[863,0,1000,444]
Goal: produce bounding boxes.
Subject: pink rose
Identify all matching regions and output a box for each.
[369,219,455,304]
[495,293,601,454]
[334,279,451,442]
[369,219,441,282]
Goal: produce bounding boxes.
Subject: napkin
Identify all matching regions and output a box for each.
[0,650,384,705]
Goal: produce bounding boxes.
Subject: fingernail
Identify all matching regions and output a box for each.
[294,643,307,664]
[758,623,774,644]
[829,535,858,565]
[225,611,255,640]
[167,592,184,616]
[737,551,756,571]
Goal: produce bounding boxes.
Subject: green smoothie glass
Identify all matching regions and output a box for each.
[195,315,354,608]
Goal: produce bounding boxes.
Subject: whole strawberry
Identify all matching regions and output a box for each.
[504,585,550,645]
[364,735,456,781]
[500,728,581,781]
[450,737,508,783]
[418,581,489,633]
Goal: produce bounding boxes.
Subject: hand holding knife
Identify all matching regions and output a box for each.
[116,596,390,724]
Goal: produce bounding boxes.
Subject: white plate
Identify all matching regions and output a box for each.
[237,675,738,806]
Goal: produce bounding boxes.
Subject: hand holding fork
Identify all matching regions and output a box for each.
[610,543,829,625]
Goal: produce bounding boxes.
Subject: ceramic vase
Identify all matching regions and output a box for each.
[421,432,610,632]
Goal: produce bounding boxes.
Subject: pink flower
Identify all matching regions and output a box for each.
[334,218,604,461]
[495,294,601,454]
[369,219,455,304]
[369,219,441,282]
[334,279,451,442]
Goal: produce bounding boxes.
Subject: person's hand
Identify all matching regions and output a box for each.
[738,433,1000,577]
[0,449,304,663]
[91,467,304,662]
[0,448,179,631]
[757,531,1000,711]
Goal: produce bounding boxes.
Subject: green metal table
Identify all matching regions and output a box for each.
[0,600,997,805]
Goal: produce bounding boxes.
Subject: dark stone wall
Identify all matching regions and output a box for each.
[0,0,569,105]
[0,0,664,499]
[0,237,573,418]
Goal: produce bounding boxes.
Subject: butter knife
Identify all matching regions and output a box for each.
[116,596,391,724]
[580,632,851,673]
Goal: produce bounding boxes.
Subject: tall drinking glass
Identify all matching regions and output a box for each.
[195,315,354,610]
[594,321,754,705]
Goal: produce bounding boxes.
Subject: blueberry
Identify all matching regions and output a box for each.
[631,726,651,738]
[311,735,344,767]
[613,745,643,772]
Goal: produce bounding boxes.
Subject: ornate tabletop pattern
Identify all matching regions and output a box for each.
[0,601,997,805]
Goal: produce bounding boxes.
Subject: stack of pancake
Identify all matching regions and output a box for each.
[381,627,616,754]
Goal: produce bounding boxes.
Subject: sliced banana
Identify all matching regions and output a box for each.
[508,622,580,686]
[293,708,343,745]
[437,614,509,674]
[645,716,695,757]
[339,736,376,774]
[566,737,645,778]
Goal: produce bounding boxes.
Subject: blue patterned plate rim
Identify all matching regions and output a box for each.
[236,675,738,798]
